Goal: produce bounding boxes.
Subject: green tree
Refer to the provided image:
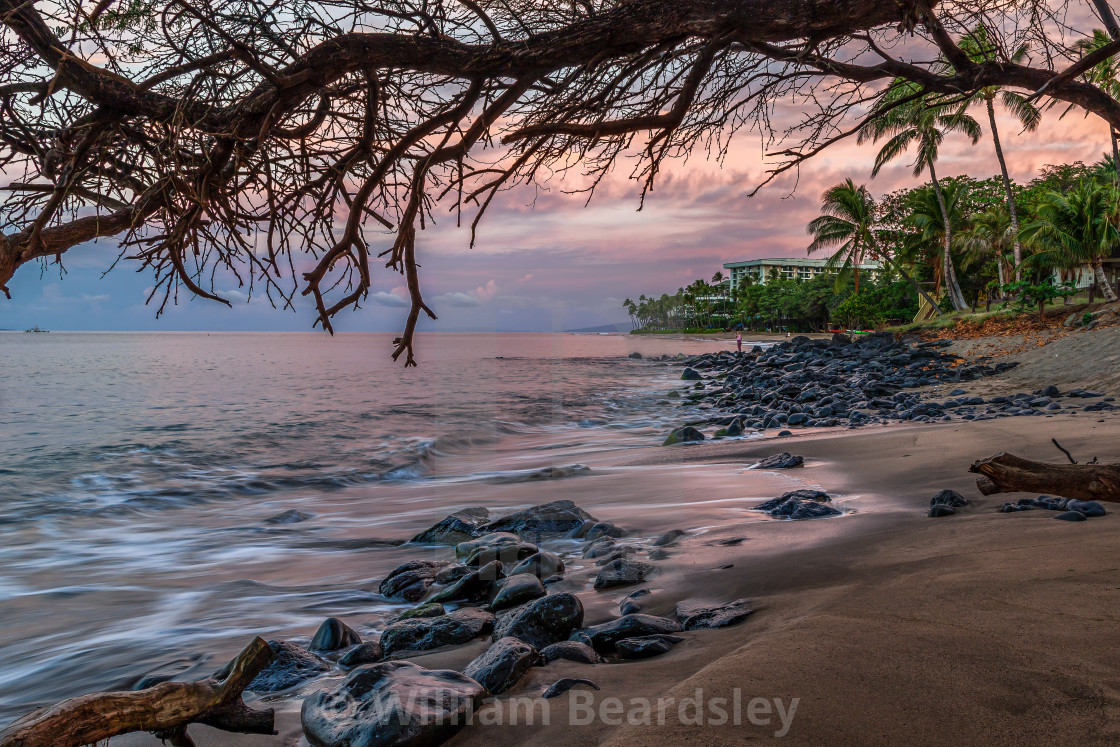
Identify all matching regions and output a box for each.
[859,80,982,311]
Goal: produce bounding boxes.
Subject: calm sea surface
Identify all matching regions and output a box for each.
[0,331,791,724]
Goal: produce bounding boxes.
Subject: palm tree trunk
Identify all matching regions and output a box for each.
[868,237,942,315]
[1094,257,1119,301]
[927,158,968,311]
[987,97,1022,284]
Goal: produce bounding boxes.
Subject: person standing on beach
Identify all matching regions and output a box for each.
[736,332,742,353]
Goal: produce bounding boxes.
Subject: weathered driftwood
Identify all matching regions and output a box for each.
[970,452,1120,503]
[0,637,275,747]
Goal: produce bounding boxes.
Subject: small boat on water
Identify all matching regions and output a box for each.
[23,326,49,333]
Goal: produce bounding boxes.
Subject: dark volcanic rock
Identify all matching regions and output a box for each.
[594,558,655,589]
[456,532,523,560]
[930,489,969,508]
[539,641,604,665]
[753,452,804,469]
[462,637,537,695]
[490,573,546,611]
[616,635,683,660]
[755,489,831,511]
[248,641,329,693]
[510,551,566,579]
[928,505,956,517]
[263,509,313,525]
[1066,499,1107,517]
[411,507,490,545]
[584,522,625,541]
[543,678,600,699]
[492,592,585,649]
[681,367,702,380]
[575,614,682,653]
[301,661,485,747]
[379,607,495,657]
[379,560,456,602]
[462,541,539,568]
[479,500,597,540]
[1055,510,1087,522]
[1000,503,1035,513]
[663,426,705,446]
[754,490,840,520]
[310,617,362,652]
[429,561,505,604]
[675,599,753,630]
[393,602,446,622]
[653,529,687,547]
[338,641,383,667]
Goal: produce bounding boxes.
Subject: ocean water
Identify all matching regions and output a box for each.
[0,331,792,725]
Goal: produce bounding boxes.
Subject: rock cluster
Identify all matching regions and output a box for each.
[999,495,1108,521]
[752,489,841,520]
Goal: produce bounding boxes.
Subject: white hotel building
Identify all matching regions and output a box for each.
[722,257,882,289]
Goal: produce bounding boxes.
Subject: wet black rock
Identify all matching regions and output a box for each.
[543,678,600,699]
[585,522,625,542]
[653,529,687,547]
[930,489,969,508]
[755,489,831,511]
[1000,503,1035,513]
[663,426,705,446]
[681,367,702,380]
[616,635,683,660]
[1019,495,1068,511]
[1055,510,1088,522]
[928,505,956,517]
[429,561,505,604]
[753,453,804,469]
[1039,385,1061,398]
[463,637,537,695]
[310,617,362,652]
[248,641,329,693]
[338,641,383,667]
[478,500,597,540]
[510,551,565,580]
[594,558,655,589]
[411,507,490,545]
[490,592,584,650]
[619,599,641,615]
[629,352,643,359]
[490,573,546,611]
[583,537,618,559]
[463,541,539,568]
[1066,499,1107,517]
[393,602,446,622]
[456,532,523,559]
[594,547,637,566]
[301,661,485,747]
[379,560,456,602]
[539,641,604,665]
[575,614,682,653]
[263,509,313,525]
[675,599,753,630]
[755,490,839,520]
[647,548,671,560]
[379,607,495,657]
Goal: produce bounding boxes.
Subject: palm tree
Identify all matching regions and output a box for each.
[958,202,1015,291]
[859,79,982,311]
[1019,179,1120,302]
[900,181,971,306]
[958,25,1041,282]
[806,178,941,312]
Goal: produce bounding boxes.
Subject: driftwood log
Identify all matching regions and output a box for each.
[0,637,275,747]
[970,453,1120,503]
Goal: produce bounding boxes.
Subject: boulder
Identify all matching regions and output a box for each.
[490,573,546,611]
[301,661,485,747]
[575,614,682,653]
[928,505,956,517]
[543,678,600,699]
[456,532,523,560]
[462,637,537,695]
[583,537,618,559]
[663,426,705,446]
[478,500,597,540]
[753,452,804,469]
[393,602,446,622]
[628,352,643,359]
[681,367,702,380]
[410,507,490,545]
[754,489,831,511]
[930,489,969,508]
[616,635,683,660]
[539,641,604,665]
[429,561,505,604]
[379,560,456,602]
[338,641,383,667]
[379,607,495,657]
[675,599,753,630]
[248,641,329,693]
[309,617,362,652]
[510,551,565,579]
[492,592,584,649]
[653,529,687,547]
[1065,499,1107,518]
[461,538,539,568]
[1055,510,1087,522]
[594,558,655,589]
[584,522,625,542]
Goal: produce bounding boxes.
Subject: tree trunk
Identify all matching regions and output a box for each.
[988,96,1022,284]
[928,159,968,311]
[970,452,1120,503]
[1093,257,1118,301]
[0,638,275,747]
[868,237,941,316]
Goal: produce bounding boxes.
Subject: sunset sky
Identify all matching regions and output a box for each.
[2,94,1114,333]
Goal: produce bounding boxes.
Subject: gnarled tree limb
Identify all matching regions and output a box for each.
[0,637,275,747]
[970,452,1120,503]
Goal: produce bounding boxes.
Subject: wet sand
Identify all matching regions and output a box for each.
[111,412,1120,746]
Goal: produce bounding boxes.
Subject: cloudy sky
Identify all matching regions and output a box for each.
[1,90,1112,333]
